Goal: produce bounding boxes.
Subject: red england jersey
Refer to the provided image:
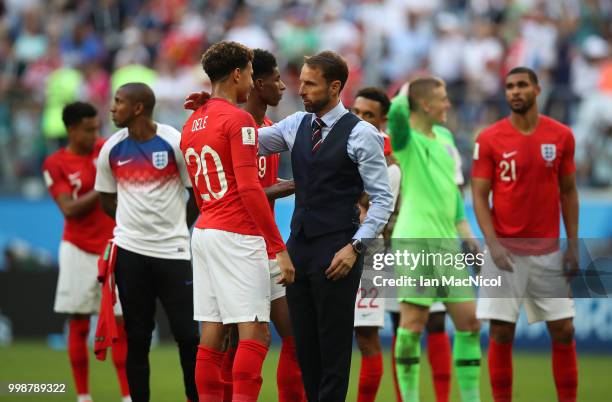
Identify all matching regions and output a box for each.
[472,116,576,254]
[257,117,280,259]
[257,117,280,210]
[181,98,285,255]
[43,139,115,254]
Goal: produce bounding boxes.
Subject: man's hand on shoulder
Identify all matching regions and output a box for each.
[184,91,211,111]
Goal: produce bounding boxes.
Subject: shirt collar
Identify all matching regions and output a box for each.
[311,101,347,128]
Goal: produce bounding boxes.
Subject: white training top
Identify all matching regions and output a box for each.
[95,123,192,260]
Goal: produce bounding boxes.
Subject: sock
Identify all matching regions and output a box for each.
[488,338,513,402]
[112,322,130,397]
[68,318,90,396]
[221,347,236,402]
[357,353,383,402]
[552,340,577,402]
[453,331,481,402]
[195,345,225,402]
[427,332,451,402]
[232,340,268,402]
[391,336,402,402]
[395,328,421,402]
[277,336,306,402]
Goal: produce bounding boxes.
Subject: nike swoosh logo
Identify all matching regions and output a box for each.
[68,172,80,180]
[502,151,517,158]
[117,159,132,166]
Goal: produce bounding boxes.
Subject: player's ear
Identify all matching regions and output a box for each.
[255,78,264,90]
[420,99,429,113]
[133,102,144,117]
[66,125,76,139]
[232,67,241,83]
[329,80,341,96]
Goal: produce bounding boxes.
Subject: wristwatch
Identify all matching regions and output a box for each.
[351,239,365,254]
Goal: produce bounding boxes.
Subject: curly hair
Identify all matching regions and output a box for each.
[201,41,254,83]
[355,87,391,116]
[252,48,277,80]
[507,66,539,85]
[62,102,97,128]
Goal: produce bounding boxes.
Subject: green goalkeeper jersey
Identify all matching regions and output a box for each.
[388,94,465,240]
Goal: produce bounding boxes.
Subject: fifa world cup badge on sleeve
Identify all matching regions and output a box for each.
[242,127,256,145]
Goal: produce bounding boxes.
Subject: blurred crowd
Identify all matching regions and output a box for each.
[0,0,611,195]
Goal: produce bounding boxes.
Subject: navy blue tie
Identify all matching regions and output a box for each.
[311,118,325,154]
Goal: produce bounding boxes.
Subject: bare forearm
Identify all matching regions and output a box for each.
[99,192,117,219]
[473,194,498,245]
[263,180,295,202]
[561,188,579,240]
[186,191,199,228]
[57,190,99,219]
[456,219,475,240]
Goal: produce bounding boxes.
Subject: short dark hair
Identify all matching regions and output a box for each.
[355,87,391,116]
[507,66,539,85]
[408,76,445,112]
[304,51,349,91]
[62,102,97,128]
[252,48,277,80]
[118,82,156,116]
[201,41,254,83]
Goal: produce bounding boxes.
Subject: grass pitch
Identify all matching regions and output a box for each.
[0,341,610,401]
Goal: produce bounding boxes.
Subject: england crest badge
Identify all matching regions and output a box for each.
[152,151,168,169]
[541,144,556,166]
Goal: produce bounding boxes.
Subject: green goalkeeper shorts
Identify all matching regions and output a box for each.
[392,238,477,305]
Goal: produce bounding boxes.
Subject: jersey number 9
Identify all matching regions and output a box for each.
[258,156,266,179]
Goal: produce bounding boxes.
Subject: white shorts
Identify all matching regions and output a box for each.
[192,228,271,324]
[354,280,386,328]
[54,241,122,315]
[477,249,575,324]
[385,297,400,313]
[269,260,286,301]
[385,301,446,314]
[430,302,447,313]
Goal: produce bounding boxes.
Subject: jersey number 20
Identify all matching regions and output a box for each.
[185,146,228,201]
